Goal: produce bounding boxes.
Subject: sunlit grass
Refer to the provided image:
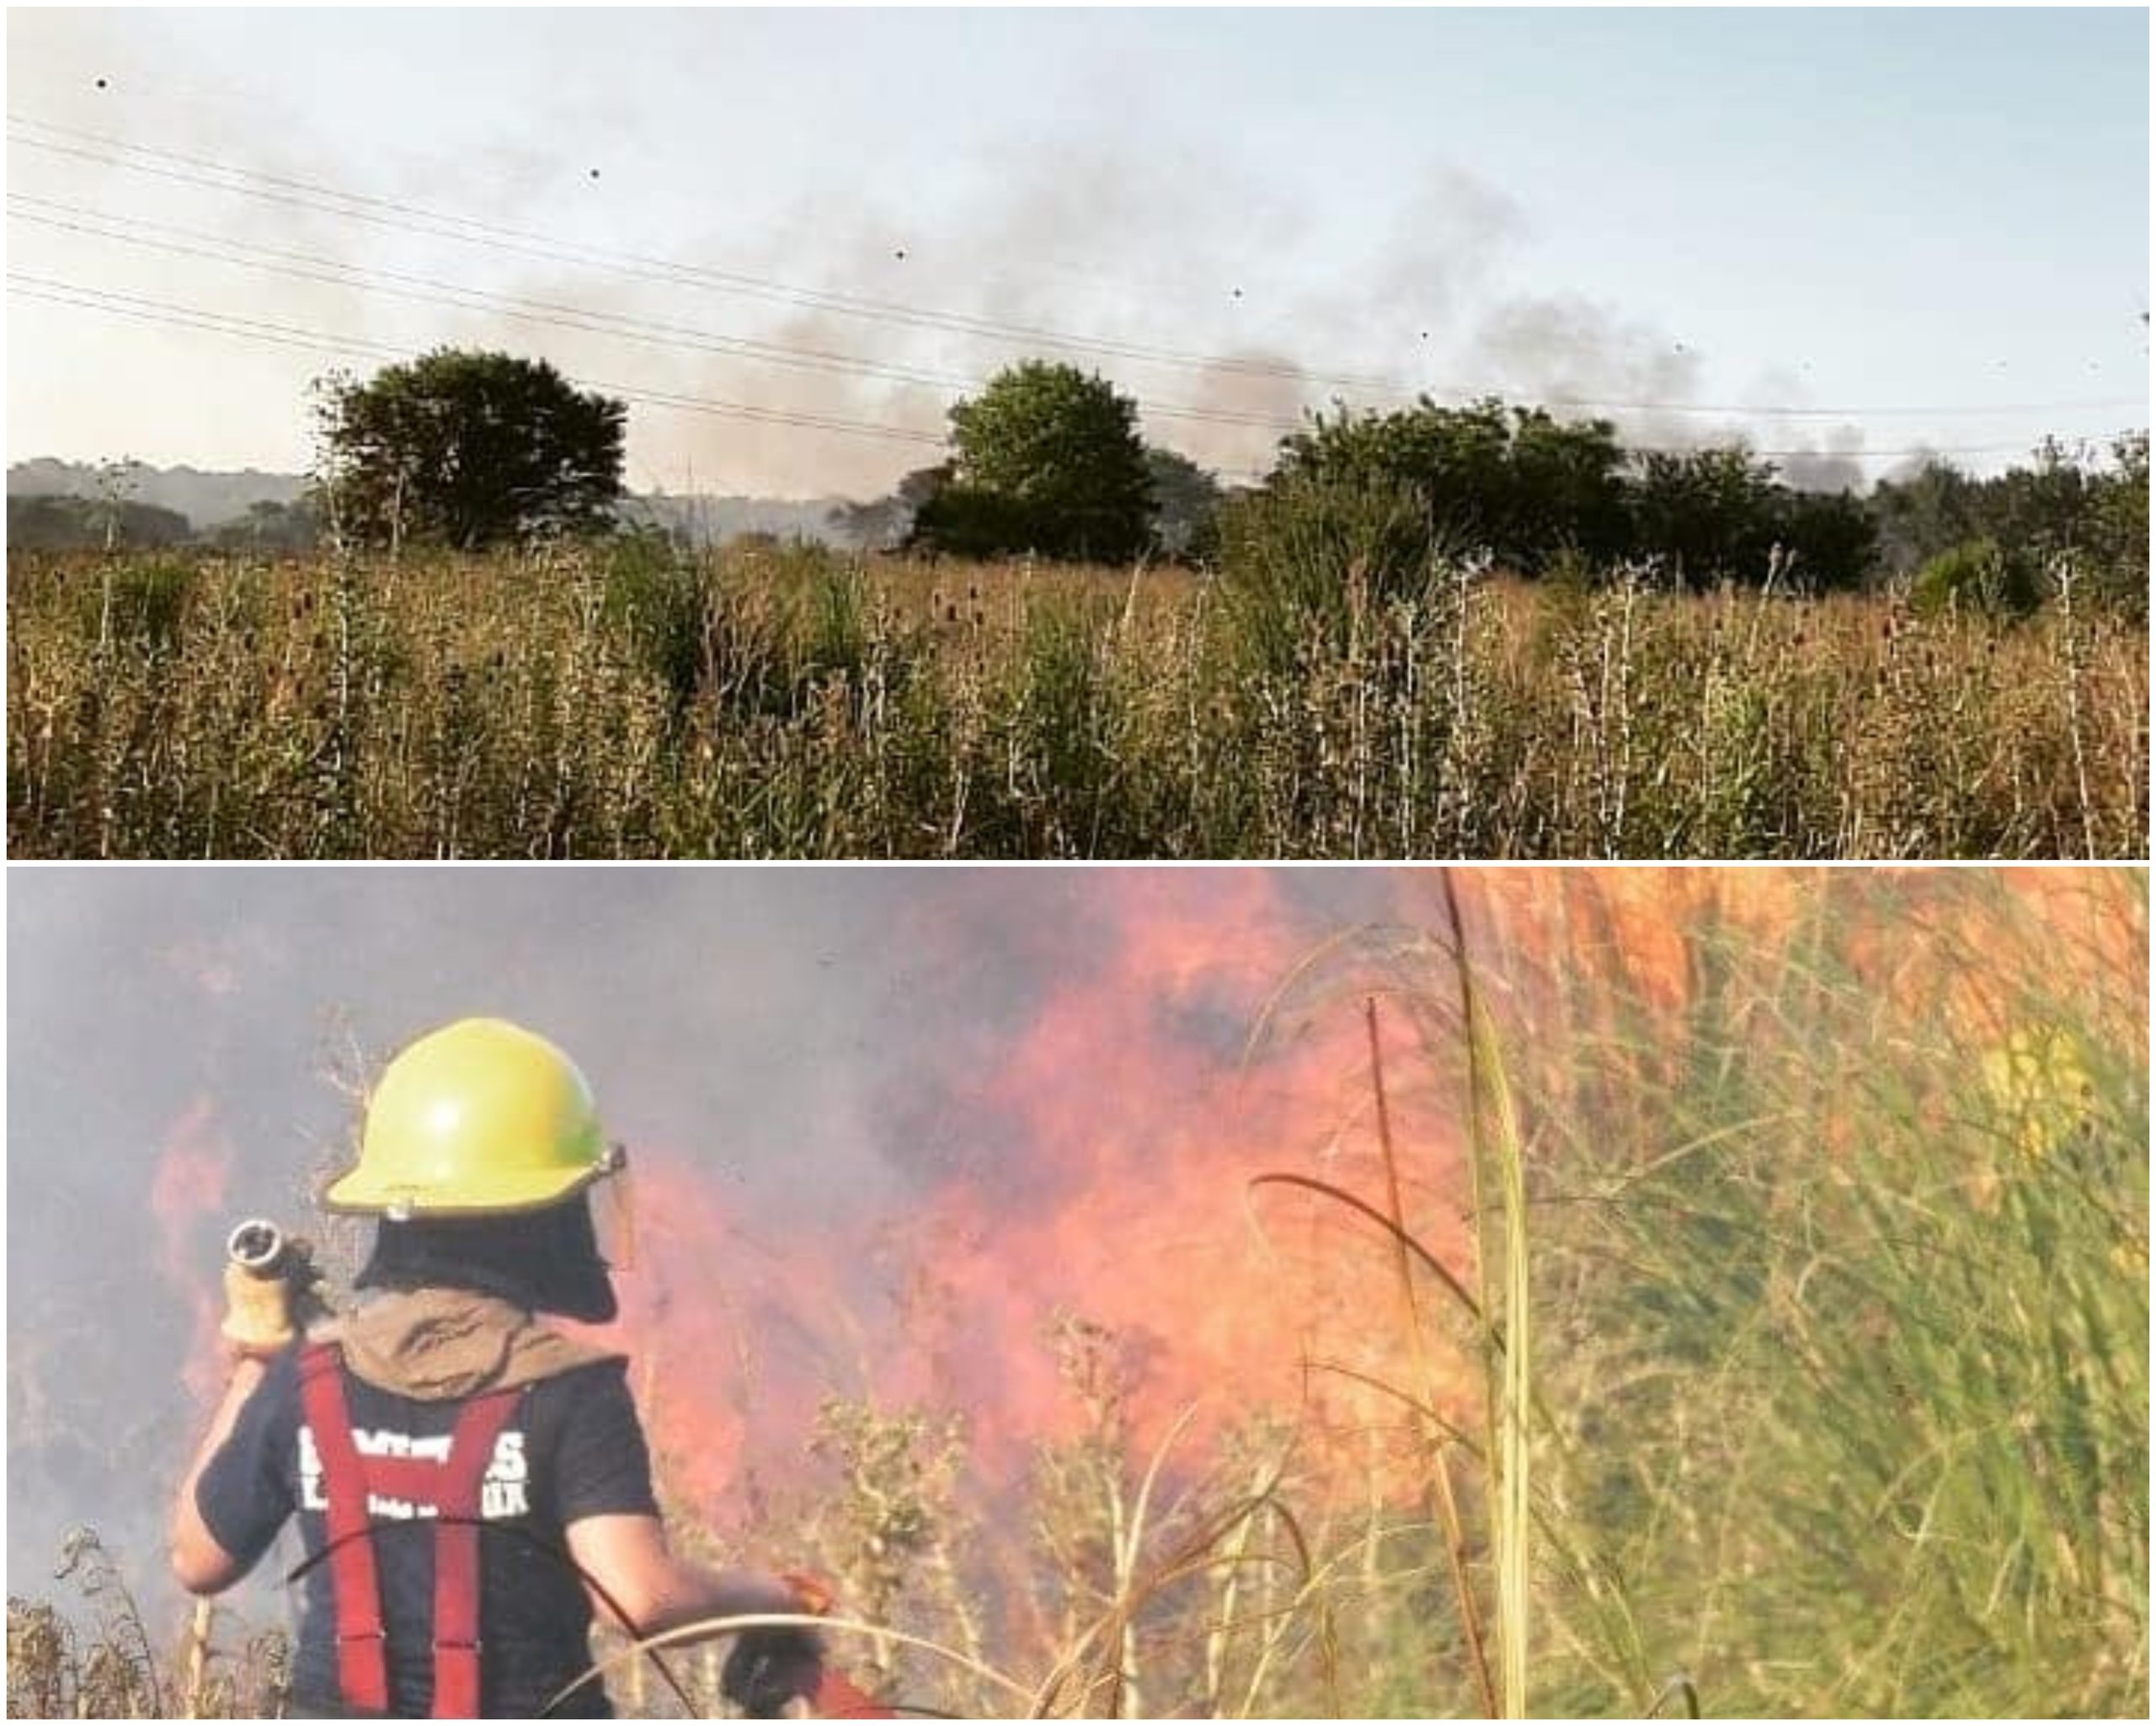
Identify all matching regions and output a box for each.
[8,543,2144,857]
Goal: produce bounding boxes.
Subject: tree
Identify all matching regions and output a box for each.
[1628,446,1781,585]
[1867,434,2146,612]
[832,462,952,552]
[209,499,322,553]
[1868,458,1983,575]
[1142,446,1224,562]
[2084,430,2149,615]
[5,494,190,551]
[312,350,626,551]
[1273,396,1627,572]
[1503,408,1630,566]
[913,362,1154,563]
[1911,537,2042,618]
[1771,488,1876,590]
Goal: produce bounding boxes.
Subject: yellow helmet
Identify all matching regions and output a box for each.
[326,1018,620,1218]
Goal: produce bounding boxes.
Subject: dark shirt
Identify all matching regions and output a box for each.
[195,1347,659,1718]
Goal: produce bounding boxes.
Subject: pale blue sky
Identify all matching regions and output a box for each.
[8,8,2148,495]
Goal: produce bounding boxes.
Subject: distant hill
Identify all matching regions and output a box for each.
[8,494,194,551]
[7,461,868,549]
[7,460,308,530]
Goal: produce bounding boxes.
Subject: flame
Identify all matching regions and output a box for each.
[589,871,1481,1522]
[117,868,2147,1539]
[150,1094,237,1404]
[580,868,2143,1532]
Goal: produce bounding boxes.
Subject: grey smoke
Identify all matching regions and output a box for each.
[1775,424,1870,494]
[10,9,1870,504]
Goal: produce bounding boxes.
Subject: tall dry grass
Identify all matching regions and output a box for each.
[8,542,2145,857]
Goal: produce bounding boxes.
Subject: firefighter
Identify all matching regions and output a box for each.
[168,1017,827,1718]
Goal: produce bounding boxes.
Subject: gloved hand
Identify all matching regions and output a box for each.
[721,1623,825,1718]
[220,1238,324,1359]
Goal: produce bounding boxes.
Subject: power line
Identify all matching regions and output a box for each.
[6,114,1405,397]
[8,191,2137,468]
[6,199,970,393]
[25,49,1251,320]
[19,195,2141,453]
[12,271,2102,465]
[3,196,1321,436]
[5,275,947,446]
[11,110,2143,425]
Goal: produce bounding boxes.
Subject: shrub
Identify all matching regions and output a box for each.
[1912,537,2042,619]
[600,532,712,714]
[1216,473,1438,672]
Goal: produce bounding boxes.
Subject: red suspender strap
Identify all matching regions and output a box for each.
[429,1386,523,1720]
[297,1344,392,1715]
[298,1344,526,1719]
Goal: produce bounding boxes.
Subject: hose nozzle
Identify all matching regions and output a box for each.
[226,1218,286,1274]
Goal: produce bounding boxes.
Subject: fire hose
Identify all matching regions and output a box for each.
[226,1216,291,1273]
[221,1218,330,1355]
[226,1219,898,1718]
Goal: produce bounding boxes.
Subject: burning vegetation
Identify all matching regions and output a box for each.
[10,868,2148,1716]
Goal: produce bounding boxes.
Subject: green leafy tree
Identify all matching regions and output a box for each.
[913,362,1154,563]
[1274,396,1627,572]
[1868,434,2147,612]
[1868,458,1984,574]
[2084,430,2149,615]
[1983,436,2095,563]
[5,494,191,551]
[312,350,625,551]
[1771,488,1877,590]
[210,499,322,553]
[1628,446,1781,585]
[1504,408,1631,565]
[835,462,953,552]
[1911,537,2043,618]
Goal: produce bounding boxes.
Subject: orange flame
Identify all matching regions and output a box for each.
[579,868,2143,1531]
[150,1094,237,1404]
[124,869,2144,1534]
[584,871,1482,1523]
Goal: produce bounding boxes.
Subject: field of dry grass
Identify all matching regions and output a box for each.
[7,542,2146,858]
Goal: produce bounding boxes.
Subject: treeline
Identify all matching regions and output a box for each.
[24,347,2147,617]
[861,375,2148,611]
[1263,402,2148,603]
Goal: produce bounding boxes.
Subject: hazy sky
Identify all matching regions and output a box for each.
[7,7,2149,495]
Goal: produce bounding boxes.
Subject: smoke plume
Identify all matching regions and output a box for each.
[8,9,1902,501]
